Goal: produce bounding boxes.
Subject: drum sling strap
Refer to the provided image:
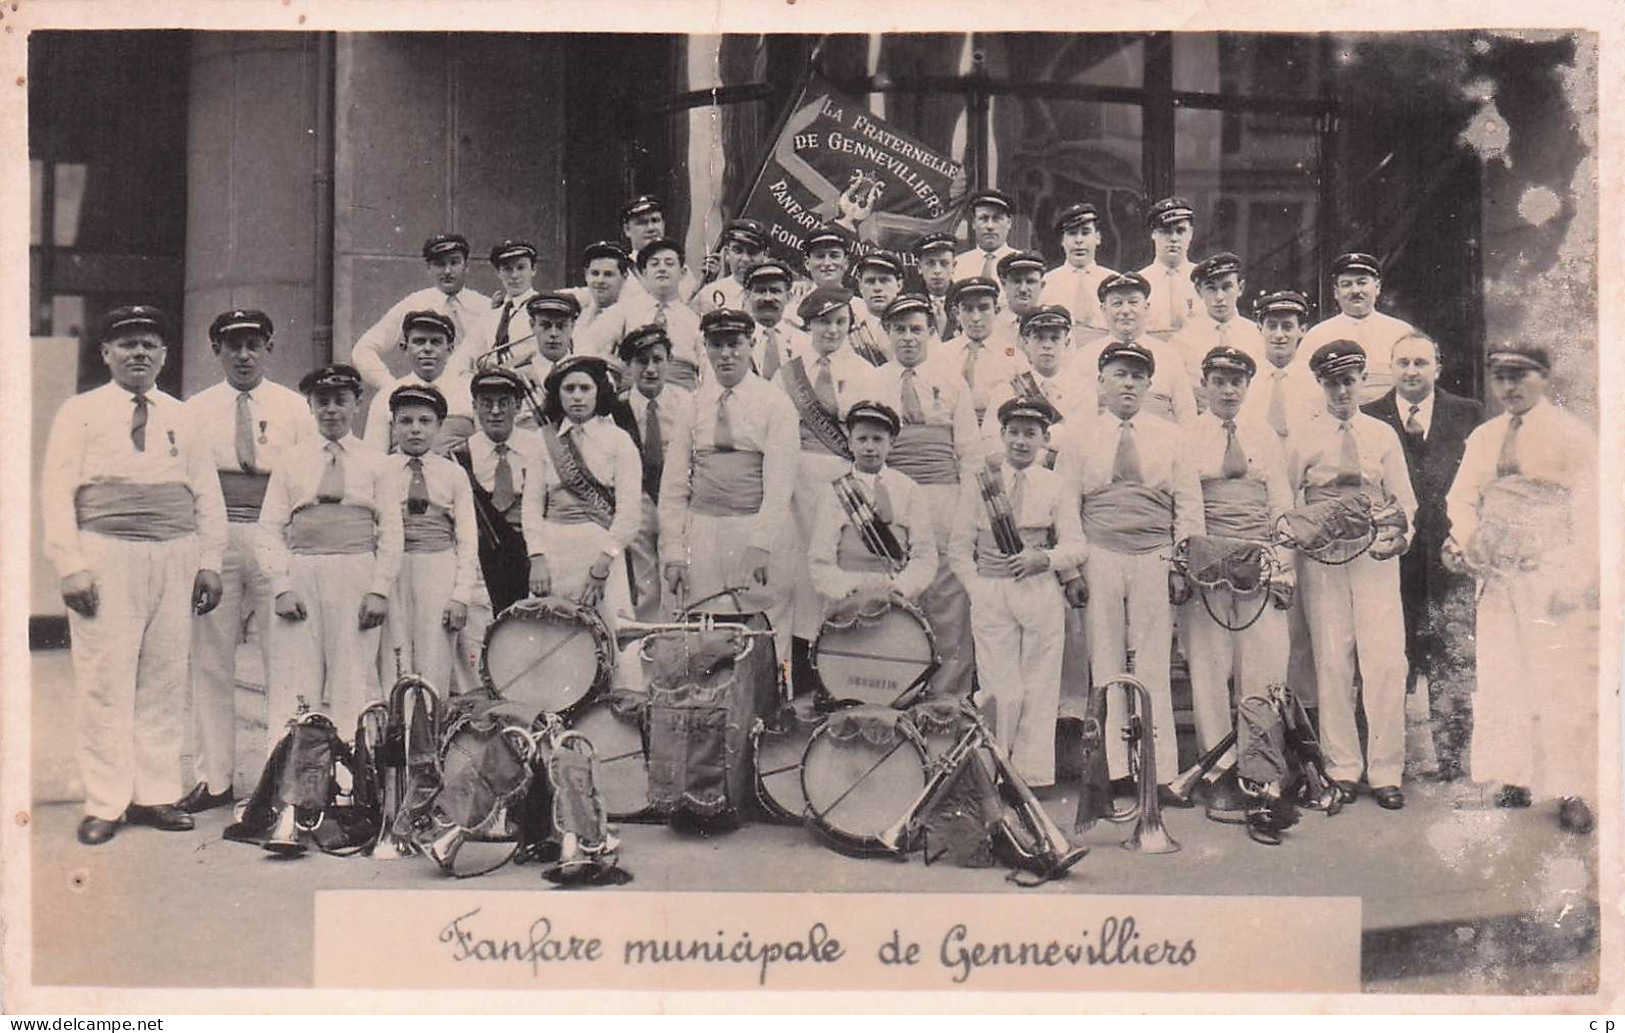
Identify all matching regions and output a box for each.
[451,446,530,614]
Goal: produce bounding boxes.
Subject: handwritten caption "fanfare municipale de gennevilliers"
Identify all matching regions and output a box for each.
[437,907,1199,986]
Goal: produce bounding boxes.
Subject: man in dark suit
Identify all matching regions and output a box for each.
[1361,331,1485,780]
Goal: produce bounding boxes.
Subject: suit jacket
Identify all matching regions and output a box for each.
[1361,387,1484,555]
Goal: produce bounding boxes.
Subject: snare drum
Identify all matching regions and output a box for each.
[800,705,929,855]
[751,705,824,823]
[812,597,938,708]
[566,693,650,821]
[481,596,614,720]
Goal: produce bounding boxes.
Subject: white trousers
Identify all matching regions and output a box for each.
[1471,567,1595,798]
[967,573,1065,786]
[381,548,459,695]
[1085,548,1179,780]
[265,552,384,742]
[187,521,270,791]
[791,450,850,640]
[1179,590,1289,752]
[678,509,797,662]
[67,532,198,819]
[1298,550,1406,787]
[915,481,974,699]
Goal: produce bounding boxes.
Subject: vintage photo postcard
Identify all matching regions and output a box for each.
[0,0,1619,1015]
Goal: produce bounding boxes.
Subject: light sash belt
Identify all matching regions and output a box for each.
[1081,483,1174,554]
[889,424,959,486]
[1201,477,1271,540]
[287,504,376,555]
[544,486,612,528]
[836,523,909,573]
[665,359,700,391]
[691,449,765,516]
[403,506,455,553]
[975,526,1055,577]
[1304,484,1364,506]
[75,482,197,541]
[218,470,271,523]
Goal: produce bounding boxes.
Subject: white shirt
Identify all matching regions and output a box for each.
[808,465,938,601]
[694,276,748,316]
[1250,359,1323,448]
[953,244,1018,284]
[1296,309,1416,395]
[947,458,1088,584]
[1287,410,1418,530]
[256,433,404,599]
[1071,334,1198,426]
[1040,260,1116,334]
[576,291,705,377]
[1055,410,1207,546]
[1136,259,1201,335]
[774,344,884,427]
[41,381,228,578]
[385,450,480,604]
[521,416,644,562]
[349,285,494,392]
[183,378,316,475]
[751,320,809,377]
[361,369,476,449]
[465,428,543,498]
[848,309,894,366]
[1183,411,1294,525]
[870,358,984,479]
[628,385,696,477]
[933,334,1033,421]
[1390,389,1436,439]
[1170,316,1268,390]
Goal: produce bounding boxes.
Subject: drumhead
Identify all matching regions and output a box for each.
[482,599,611,719]
[801,709,928,853]
[813,603,937,708]
[567,698,649,821]
[752,707,823,823]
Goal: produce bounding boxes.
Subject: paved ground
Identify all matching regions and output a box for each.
[25,649,1601,994]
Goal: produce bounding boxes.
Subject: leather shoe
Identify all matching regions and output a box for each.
[124,803,195,832]
[1332,780,1360,804]
[1495,784,1533,808]
[77,816,119,846]
[176,782,235,814]
[1157,784,1195,809]
[1558,796,1595,835]
[1372,785,1405,810]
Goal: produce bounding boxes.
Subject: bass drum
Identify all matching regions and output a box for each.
[812,597,938,708]
[751,705,825,823]
[565,693,650,821]
[800,705,929,855]
[480,596,614,720]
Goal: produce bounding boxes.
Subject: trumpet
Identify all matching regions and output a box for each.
[1165,729,1237,805]
[1073,673,1180,854]
[468,332,540,370]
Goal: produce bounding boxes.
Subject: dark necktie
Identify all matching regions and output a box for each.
[1334,421,1362,487]
[899,368,926,424]
[715,388,736,451]
[406,456,429,514]
[1405,403,1423,439]
[491,442,517,512]
[494,300,515,348]
[1220,419,1248,479]
[643,396,664,466]
[235,391,257,472]
[1496,414,1523,477]
[317,441,345,502]
[813,355,838,413]
[1112,420,1142,484]
[131,392,150,452]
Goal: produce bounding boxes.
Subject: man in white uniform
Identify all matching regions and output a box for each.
[694,218,769,315]
[849,252,904,366]
[953,188,1019,283]
[180,308,315,813]
[744,260,808,380]
[935,276,1032,427]
[1136,197,1201,338]
[43,305,227,845]
[361,310,475,451]
[1444,345,1598,834]
[1074,272,1198,426]
[1170,252,1266,409]
[1297,252,1416,405]
[349,233,492,392]
[1041,202,1116,343]
[619,325,695,621]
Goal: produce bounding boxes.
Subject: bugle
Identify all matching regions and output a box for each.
[1165,729,1237,805]
[1072,673,1180,853]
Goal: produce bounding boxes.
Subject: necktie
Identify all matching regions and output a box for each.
[1216,320,1229,346]
[899,368,926,424]
[762,327,782,381]
[1111,420,1142,483]
[1220,419,1248,478]
[980,251,998,281]
[655,301,669,327]
[131,392,150,452]
[494,300,514,348]
[813,355,838,412]
[870,478,895,525]
[1496,414,1523,477]
[1405,403,1423,439]
[491,442,517,511]
[406,456,430,514]
[643,396,664,465]
[715,389,736,451]
[445,294,465,349]
[1335,421,1362,486]
[1267,371,1288,438]
[1009,468,1027,521]
[317,441,345,502]
[235,391,257,473]
[1165,267,1183,330]
[961,343,979,391]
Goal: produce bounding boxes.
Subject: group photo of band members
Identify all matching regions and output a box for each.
[42,165,1601,873]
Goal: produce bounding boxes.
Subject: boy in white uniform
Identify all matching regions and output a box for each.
[362,310,475,451]
[1136,197,1201,338]
[1041,202,1116,342]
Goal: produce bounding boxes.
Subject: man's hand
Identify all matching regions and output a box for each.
[442,599,468,632]
[700,252,724,280]
[193,570,224,615]
[61,572,99,618]
[529,556,552,598]
[1370,530,1407,561]
[1011,547,1052,580]
[1168,569,1193,606]
[275,590,307,621]
[579,561,610,608]
[1440,538,1469,576]
[664,562,690,605]
[1063,577,1089,608]
[1267,579,1295,611]
[743,546,771,586]
[358,592,389,630]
